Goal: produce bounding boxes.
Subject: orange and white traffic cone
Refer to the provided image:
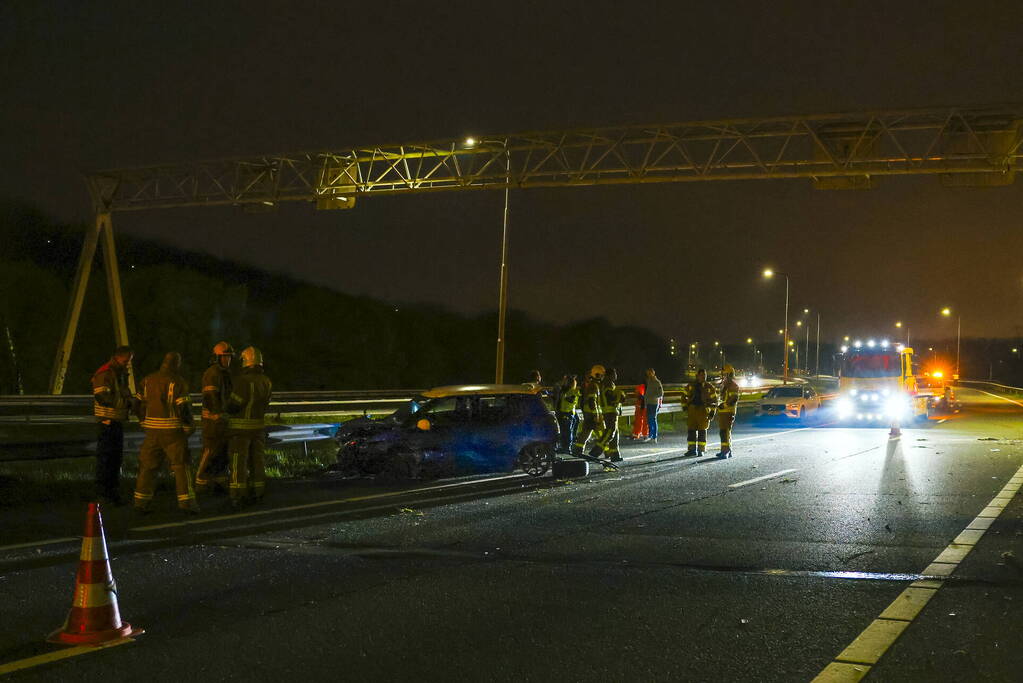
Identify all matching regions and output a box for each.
[47,503,143,646]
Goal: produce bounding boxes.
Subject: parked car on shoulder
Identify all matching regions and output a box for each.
[336,384,558,479]
[755,384,821,421]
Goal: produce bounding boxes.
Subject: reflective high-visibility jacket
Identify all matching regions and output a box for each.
[719,378,740,414]
[91,361,133,422]
[201,363,233,420]
[557,387,580,414]
[601,381,627,415]
[681,381,718,409]
[581,379,602,416]
[137,370,192,429]
[227,367,273,430]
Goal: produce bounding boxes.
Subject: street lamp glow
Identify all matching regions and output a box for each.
[895,321,902,328]
[763,268,774,279]
[778,329,784,335]
[840,345,849,353]
[746,337,753,344]
[941,307,952,317]
[796,320,802,327]
[867,339,876,348]
[788,340,794,346]
[803,308,809,314]
[843,336,850,342]
[464,136,477,147]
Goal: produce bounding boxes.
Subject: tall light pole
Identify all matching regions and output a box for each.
[895,320,911,346]
[763,268,790,383]
[814,311,821,377]
[468,136,513,383]
[941,307,961,377]
[747,337,760,371]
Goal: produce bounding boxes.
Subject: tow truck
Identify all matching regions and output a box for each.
[834,339,931,424]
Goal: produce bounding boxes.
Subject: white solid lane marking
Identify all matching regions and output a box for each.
[813,460,1023,680]
[971,387,1023,408]
[0,537,78,553]
[727,469,799,489]
[132,472,529,531]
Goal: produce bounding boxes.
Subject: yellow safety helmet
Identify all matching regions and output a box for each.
[722,364,735,376]
[240,346,263,368]
[213,341,234,356]
[589,364,606,379]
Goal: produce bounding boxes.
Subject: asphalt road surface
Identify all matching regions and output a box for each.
[1,388,1021,682]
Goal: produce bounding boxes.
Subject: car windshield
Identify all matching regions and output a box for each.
[842,353,901,378]
[766,387,803,398]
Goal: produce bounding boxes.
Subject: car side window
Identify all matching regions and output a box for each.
[419,397,472,426]
[477,395,515,424]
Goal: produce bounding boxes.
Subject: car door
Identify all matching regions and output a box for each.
[469,394,523,472]
[413,396,474,471]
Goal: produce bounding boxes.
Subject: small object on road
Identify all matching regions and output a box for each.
[739,618,750,626]
[978,437,998,441]
[990,448,1001,452]
[885,524,892,532]
[780,478,797,483]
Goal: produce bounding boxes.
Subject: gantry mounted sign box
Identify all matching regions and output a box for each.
[48,105,1023,392]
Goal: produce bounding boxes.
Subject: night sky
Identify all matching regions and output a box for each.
[4,1,1023,346]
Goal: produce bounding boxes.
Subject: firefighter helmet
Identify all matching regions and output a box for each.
[589,364,606,379]
[212,341,234,357]
[722,364,735,376]
[240,346,263,368]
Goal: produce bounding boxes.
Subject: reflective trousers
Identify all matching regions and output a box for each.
[572,413,604,457]
[599,413,621,460]
[556,411,578,453]
[195,418,229,487]
[631,404,648,438]
[718,412,736,453]
[228,428,266,502]
[687,406,711,453]
[95,420,124,498]
[134,429,196,510]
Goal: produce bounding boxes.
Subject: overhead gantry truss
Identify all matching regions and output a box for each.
[49,104,1023,393]
[88,104,1023,212]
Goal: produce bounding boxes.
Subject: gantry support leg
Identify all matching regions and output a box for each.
[48,212,132,394]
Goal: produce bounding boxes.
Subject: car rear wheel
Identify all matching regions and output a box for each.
[517,443,554,477]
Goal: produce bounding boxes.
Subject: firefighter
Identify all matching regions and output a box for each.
[717,365,740,459]
[195,341,234,493]
[91,345,136,505]
[598,367,627,462]
[681,368,717,456]
[133,352,198,513]
[555,375,580,454]
[226,346,273,507]
[571,365,605,458]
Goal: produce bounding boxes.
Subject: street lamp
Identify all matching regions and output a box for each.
[895,320,910,345]
[763,268,790,382]
[941,307,961,377]
[467,136,512,383]
[747,337,761,371]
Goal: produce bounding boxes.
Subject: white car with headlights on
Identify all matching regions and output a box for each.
[755,385,821,421]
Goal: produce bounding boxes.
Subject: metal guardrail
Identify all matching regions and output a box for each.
[958,380,1023,393]
[0,380,796,463]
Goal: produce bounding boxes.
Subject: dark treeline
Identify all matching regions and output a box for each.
[0,202,675,394]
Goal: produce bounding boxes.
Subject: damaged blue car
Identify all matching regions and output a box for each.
[335,385,558,478]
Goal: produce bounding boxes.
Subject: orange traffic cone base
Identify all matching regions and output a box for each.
[47,623,142,646]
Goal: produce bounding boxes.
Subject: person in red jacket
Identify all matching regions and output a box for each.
[630,381,649,439]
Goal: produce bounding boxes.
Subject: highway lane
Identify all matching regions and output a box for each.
[0,388,1020,681]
